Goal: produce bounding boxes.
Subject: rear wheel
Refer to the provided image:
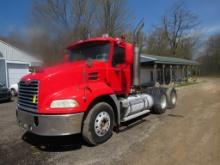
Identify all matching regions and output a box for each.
[152,93,168,114]
[169,89,177,108]
[82,102,114,146]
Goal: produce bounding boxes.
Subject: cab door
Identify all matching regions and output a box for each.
[108,44,126,93]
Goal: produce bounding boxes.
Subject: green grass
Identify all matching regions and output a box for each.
[176,81,199,87]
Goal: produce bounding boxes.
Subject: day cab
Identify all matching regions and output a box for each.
[16,36,177,145]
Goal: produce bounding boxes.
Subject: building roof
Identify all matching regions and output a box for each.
[0,40,42,64]
[141,54,198,65]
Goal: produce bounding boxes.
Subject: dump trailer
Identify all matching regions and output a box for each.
[16,22,177,146]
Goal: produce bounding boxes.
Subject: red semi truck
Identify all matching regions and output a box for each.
[16,22,177,145]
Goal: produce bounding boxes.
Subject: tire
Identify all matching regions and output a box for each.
[169,89,177,109]
[152,92,168,114]
[82,102,114,146]
[11,88,16,96]
[7,93,12,102]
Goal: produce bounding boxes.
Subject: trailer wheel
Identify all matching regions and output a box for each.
[152,93,168,114]
[82,102,114,146]
[169,89,177,108]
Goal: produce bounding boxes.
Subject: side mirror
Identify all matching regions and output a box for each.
[63,54,70,62]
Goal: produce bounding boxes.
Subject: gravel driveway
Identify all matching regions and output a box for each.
[0,77,220,165]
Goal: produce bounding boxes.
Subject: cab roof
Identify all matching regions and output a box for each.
[67,37,123,49]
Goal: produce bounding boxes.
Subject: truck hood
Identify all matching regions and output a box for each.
[22,61,86,92]
[21,60,107,111]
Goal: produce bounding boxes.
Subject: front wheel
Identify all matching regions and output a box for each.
[82,102,114,146]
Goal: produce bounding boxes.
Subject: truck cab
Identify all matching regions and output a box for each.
[16,36,177,146]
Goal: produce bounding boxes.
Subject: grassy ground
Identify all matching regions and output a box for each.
[176,81,199,87]
[176,77,201,87]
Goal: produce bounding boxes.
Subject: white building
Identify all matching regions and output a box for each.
[0,40,42,87]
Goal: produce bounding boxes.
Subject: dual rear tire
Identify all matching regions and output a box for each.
[152,88,177,114]
[168,89,177,108]
[152,93,168,114]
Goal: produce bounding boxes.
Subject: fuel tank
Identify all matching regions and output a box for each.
[120,94,154,118]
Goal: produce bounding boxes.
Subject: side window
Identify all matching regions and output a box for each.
[112,45,125,66]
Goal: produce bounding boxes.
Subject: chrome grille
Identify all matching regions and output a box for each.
[18,80,39,112]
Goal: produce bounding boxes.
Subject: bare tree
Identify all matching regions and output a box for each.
[95,0,131,36]
[28,0,97,63]
[30,0,131,40]
[199,34,220,75]
[145,27,170,56]
[175,36,197,59]
[30,0,96,40]
[145,2,199,59]
[71,0,96,39]
[3,0,131,64]
[162,2,199,56]
[31,0,71,32]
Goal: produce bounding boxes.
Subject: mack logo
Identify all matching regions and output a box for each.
[32,95,37,104]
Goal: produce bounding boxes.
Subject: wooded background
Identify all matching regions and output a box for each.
[0,0,219,75]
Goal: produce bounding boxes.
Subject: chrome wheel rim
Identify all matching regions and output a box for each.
[161,95,167,109]
[94,111,110,137]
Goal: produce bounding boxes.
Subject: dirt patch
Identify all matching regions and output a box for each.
[115,77,220,165]
[0,77,220,165]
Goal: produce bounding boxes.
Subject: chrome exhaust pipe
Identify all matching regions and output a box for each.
[133,19,144,87]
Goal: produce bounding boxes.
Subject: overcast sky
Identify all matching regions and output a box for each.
[0,0,219,38]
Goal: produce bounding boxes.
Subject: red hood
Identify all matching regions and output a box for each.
[21,60,108,113]
[22,60,108,90]
[22,61,86,88]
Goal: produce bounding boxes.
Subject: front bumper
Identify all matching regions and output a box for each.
[16,109,84,136]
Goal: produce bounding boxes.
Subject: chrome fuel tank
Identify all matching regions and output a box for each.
[120,94,154,117]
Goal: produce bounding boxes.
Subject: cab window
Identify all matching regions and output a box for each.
[112,45,125,66]
[68,42,110,61]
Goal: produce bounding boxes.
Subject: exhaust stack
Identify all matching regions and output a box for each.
[133,19,144,87]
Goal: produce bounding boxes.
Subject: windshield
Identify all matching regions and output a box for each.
[68,42,110,61]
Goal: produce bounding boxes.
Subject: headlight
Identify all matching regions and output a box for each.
[50,99,79,108]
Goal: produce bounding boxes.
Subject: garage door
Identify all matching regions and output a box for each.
[7,63,30,86]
